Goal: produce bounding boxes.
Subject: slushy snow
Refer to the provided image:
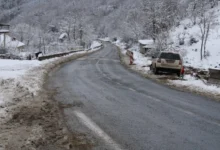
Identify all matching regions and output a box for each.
[169,75,220,95]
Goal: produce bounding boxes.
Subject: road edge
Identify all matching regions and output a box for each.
[0,49,101,150]
[116,45,220,102]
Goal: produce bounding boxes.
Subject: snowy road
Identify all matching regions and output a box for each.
[48,43,220,150]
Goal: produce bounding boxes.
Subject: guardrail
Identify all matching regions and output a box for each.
[208,68,220,86]
[38,49,84,61]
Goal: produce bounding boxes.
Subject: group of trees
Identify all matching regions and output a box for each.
[0,0,218,57]
[187,0,218,60]
[141,0,180,50]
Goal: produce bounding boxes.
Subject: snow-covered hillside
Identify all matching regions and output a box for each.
[170,5,220,70]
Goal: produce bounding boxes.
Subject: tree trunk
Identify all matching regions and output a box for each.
[152,20,156,43]
[73,25,76,40]
[200,34,204,60]
[204,23,210,58]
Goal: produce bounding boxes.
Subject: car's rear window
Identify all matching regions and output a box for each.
[160,53,180,60]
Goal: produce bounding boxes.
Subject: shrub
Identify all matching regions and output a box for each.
[190,36,198,45]
[179,39,185,45]
[204,50,211,57]
[0,47,7,54]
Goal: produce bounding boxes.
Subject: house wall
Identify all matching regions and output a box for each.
[139,44,146,54]
[0,33,8,48]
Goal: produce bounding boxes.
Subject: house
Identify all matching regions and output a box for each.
[138,39,155,55]
[0,23,10,33]
[59,33,68,42]
[0,24,25,53]
[0,24,10,50]
[0,34,25,51]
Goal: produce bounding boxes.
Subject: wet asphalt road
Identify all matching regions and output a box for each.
[48,43,220,150]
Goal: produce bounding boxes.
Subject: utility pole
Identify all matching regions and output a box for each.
[79,27,83,46]
[43,38,45,54]
[39,37,42,52]
[73,25,76,40]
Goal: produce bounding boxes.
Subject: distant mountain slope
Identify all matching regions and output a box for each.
[0,0,187,39]
[0,0,194,51]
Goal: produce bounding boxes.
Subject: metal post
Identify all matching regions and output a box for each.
[3,33,6,48]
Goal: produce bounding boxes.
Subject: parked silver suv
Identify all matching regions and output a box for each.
[151,51,183,76]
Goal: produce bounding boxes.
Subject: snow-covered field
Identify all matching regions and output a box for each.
[0,46,100,118]
[0,59,41,79]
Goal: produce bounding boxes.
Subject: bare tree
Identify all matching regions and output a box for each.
[198,10,215,60]
[198,1,215,60]
[125,10,143,41]
[187,0,199,25]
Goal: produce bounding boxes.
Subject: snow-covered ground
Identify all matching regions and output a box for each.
[114,39,220,97]
[169,75,220,96]
[0,58,48,118]
[114,40,152,67]
[132,51,152,72]
[112,5,220,96]
[0,59,41,79]
[0,47,100,118]
[91,41,102,49]
[99,37,111,42]
[169,6,220,70]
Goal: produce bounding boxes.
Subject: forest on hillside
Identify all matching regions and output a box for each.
[0,0,219,52]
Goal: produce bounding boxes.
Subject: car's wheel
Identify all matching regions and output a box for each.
[177,71,181,77]
[153,66,158,75]
[150,64,153,70]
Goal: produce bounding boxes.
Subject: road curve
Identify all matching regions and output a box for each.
[48,43,220,150]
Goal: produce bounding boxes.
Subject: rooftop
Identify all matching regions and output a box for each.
[138,39,154,45]
[0,34,25,48]
[0,29,9,33]
[0,24,10,27]
[0,24,10,33]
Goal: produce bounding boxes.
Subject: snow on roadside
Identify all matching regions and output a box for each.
[114,39,127,53]
[168,75,220,96]
[91,41,102,49]
[133,51,152,67]
[0,59,41,79]
[99,37,111,42]
[0,49,99,118]
[114,40,152,72]
[132,51,152,73]
[115,40,220,97]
